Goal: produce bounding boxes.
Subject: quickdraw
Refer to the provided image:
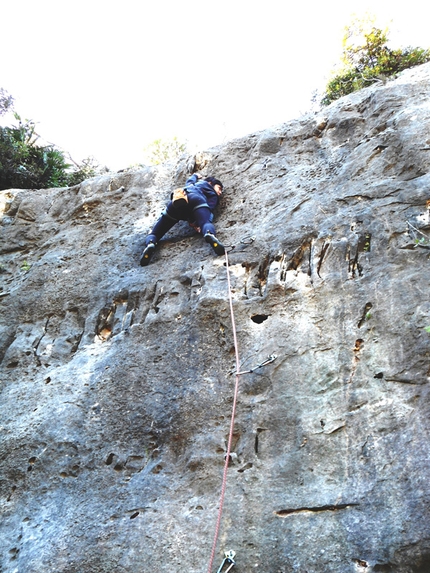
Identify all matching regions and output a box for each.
[240,235,255,244]
[223,234,255,254]
[407,221,430,248]
[230,353,277,376]
[216,550,236,573]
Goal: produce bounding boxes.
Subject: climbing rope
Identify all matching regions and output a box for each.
[206,249,242,573]
[206,242,277,573]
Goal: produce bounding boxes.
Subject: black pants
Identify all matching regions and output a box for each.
[146,196,216,246]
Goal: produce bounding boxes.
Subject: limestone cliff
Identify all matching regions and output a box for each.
[1,63,430,573]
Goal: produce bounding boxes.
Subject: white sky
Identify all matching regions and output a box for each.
[1,0,429,171]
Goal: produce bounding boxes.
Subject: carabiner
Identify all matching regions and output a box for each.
[216,550,236,573]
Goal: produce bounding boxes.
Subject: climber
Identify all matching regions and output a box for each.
[140,173,225,266]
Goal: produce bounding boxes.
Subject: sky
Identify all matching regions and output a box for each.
[1,0,429,171]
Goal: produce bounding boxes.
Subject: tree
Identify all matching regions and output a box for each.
[321,19,430,105]
[143,136,188,165]
[0,114,71,189]
[0,91,102,190]
[66,156,101,187]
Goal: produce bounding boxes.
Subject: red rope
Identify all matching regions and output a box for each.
[206,250,242,573]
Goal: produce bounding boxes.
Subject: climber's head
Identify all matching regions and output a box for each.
[205,176,223,196]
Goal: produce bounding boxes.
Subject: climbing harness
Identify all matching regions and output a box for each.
[231,353,277,376]
[216,550,236,573]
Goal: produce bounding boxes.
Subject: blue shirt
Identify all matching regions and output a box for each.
[184,174,220,211]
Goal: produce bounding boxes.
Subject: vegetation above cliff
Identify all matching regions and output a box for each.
[322,21,430,105]
[1,18,430,189]
[0,90,101,190]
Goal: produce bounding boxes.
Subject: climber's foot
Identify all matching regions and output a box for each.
[204,233,225,255]
[140,243,156,266]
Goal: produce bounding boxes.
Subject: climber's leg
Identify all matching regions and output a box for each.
[193,206,225,255]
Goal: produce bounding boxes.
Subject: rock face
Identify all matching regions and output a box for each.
[1,64,430,573]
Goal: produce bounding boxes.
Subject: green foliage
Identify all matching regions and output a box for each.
[66,156,100,187]
[0,92,102,190]
[20,260,31,271]
[321,20,430,105]
[415,237,430,247]
[0,114,71,189]
[407,221,430,248]
[143,136,188,165]
[425,326,430,334]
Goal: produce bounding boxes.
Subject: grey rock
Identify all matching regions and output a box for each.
[1,64,430,573]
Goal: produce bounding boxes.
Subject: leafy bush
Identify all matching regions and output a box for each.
[321,23,430,105]
[66,156,101,187]
[143,136,188,165]
[0,115,71,189]
[0,90,101,190]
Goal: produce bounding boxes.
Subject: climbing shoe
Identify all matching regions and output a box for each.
[140,243,156,266]
[204,233,225,255]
